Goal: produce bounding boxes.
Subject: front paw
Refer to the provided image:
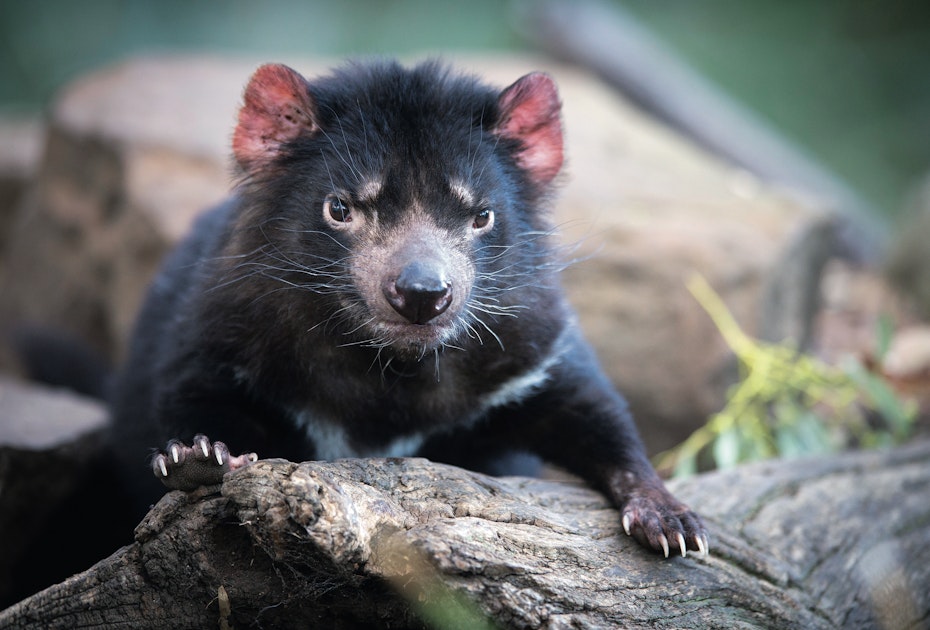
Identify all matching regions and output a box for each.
[620,487,709,559]
[151,434,257,491]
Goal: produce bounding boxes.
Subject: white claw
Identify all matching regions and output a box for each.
[200,440,209,458]
[214,445,225,466]
[702,534,710,556]
[171,444,180,464]
[622,513,632,536]
[676,532,687,557]
[696,534,707,558]
[158,458,168,478]
[659,535,669,559]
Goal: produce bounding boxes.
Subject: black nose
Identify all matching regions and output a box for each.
[383,261,452,324]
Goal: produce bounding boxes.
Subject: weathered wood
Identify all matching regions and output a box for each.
[2,440,928,629]
[0,378,114,605]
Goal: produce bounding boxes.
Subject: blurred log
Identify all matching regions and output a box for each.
[517,0,885,264]
[0,377,112,605]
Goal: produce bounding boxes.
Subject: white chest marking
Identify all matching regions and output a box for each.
[296,330,567,457]
[298,413,425,461]
[479,341,564,414]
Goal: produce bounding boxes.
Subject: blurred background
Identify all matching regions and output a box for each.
[1,0,929,226]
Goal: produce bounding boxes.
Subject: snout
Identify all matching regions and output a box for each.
[382,261,452,324]
[349,219,474,352]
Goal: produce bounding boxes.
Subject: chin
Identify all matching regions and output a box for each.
[376,320,460,357]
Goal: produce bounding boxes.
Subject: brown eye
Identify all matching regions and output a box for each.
[473,209,493,231]
[325,194,352,223]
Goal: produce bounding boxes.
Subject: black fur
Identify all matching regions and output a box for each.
[112,60,707,557]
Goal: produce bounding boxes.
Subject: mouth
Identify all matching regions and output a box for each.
[372,318,458,353]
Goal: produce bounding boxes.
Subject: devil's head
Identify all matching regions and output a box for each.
[219,61,564,359]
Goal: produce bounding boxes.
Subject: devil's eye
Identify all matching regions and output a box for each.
[473,209,493,231]
[325,194,352,223]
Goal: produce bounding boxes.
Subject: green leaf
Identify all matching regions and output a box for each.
[673,453,698,478]
[843,359,916,437]
[794,411,834,453]
[775,424,807,458]
[875,314,894,362]
[712,427,742,469]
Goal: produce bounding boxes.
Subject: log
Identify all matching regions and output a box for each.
[0,377,113,604]
[2,441,928,629]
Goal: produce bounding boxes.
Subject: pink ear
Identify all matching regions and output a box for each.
[496,73,564,187]
[232,64,319,172]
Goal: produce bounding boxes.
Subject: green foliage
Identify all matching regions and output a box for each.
[656,275,917,477]
[412,584,498,630]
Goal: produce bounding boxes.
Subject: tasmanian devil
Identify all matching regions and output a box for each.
[110,59,707,558]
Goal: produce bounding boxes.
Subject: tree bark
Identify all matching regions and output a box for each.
[1,441,929,629]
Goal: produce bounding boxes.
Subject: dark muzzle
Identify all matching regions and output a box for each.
[383,261,452,324]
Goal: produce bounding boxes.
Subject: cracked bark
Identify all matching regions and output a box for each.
[1,441,929,629]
